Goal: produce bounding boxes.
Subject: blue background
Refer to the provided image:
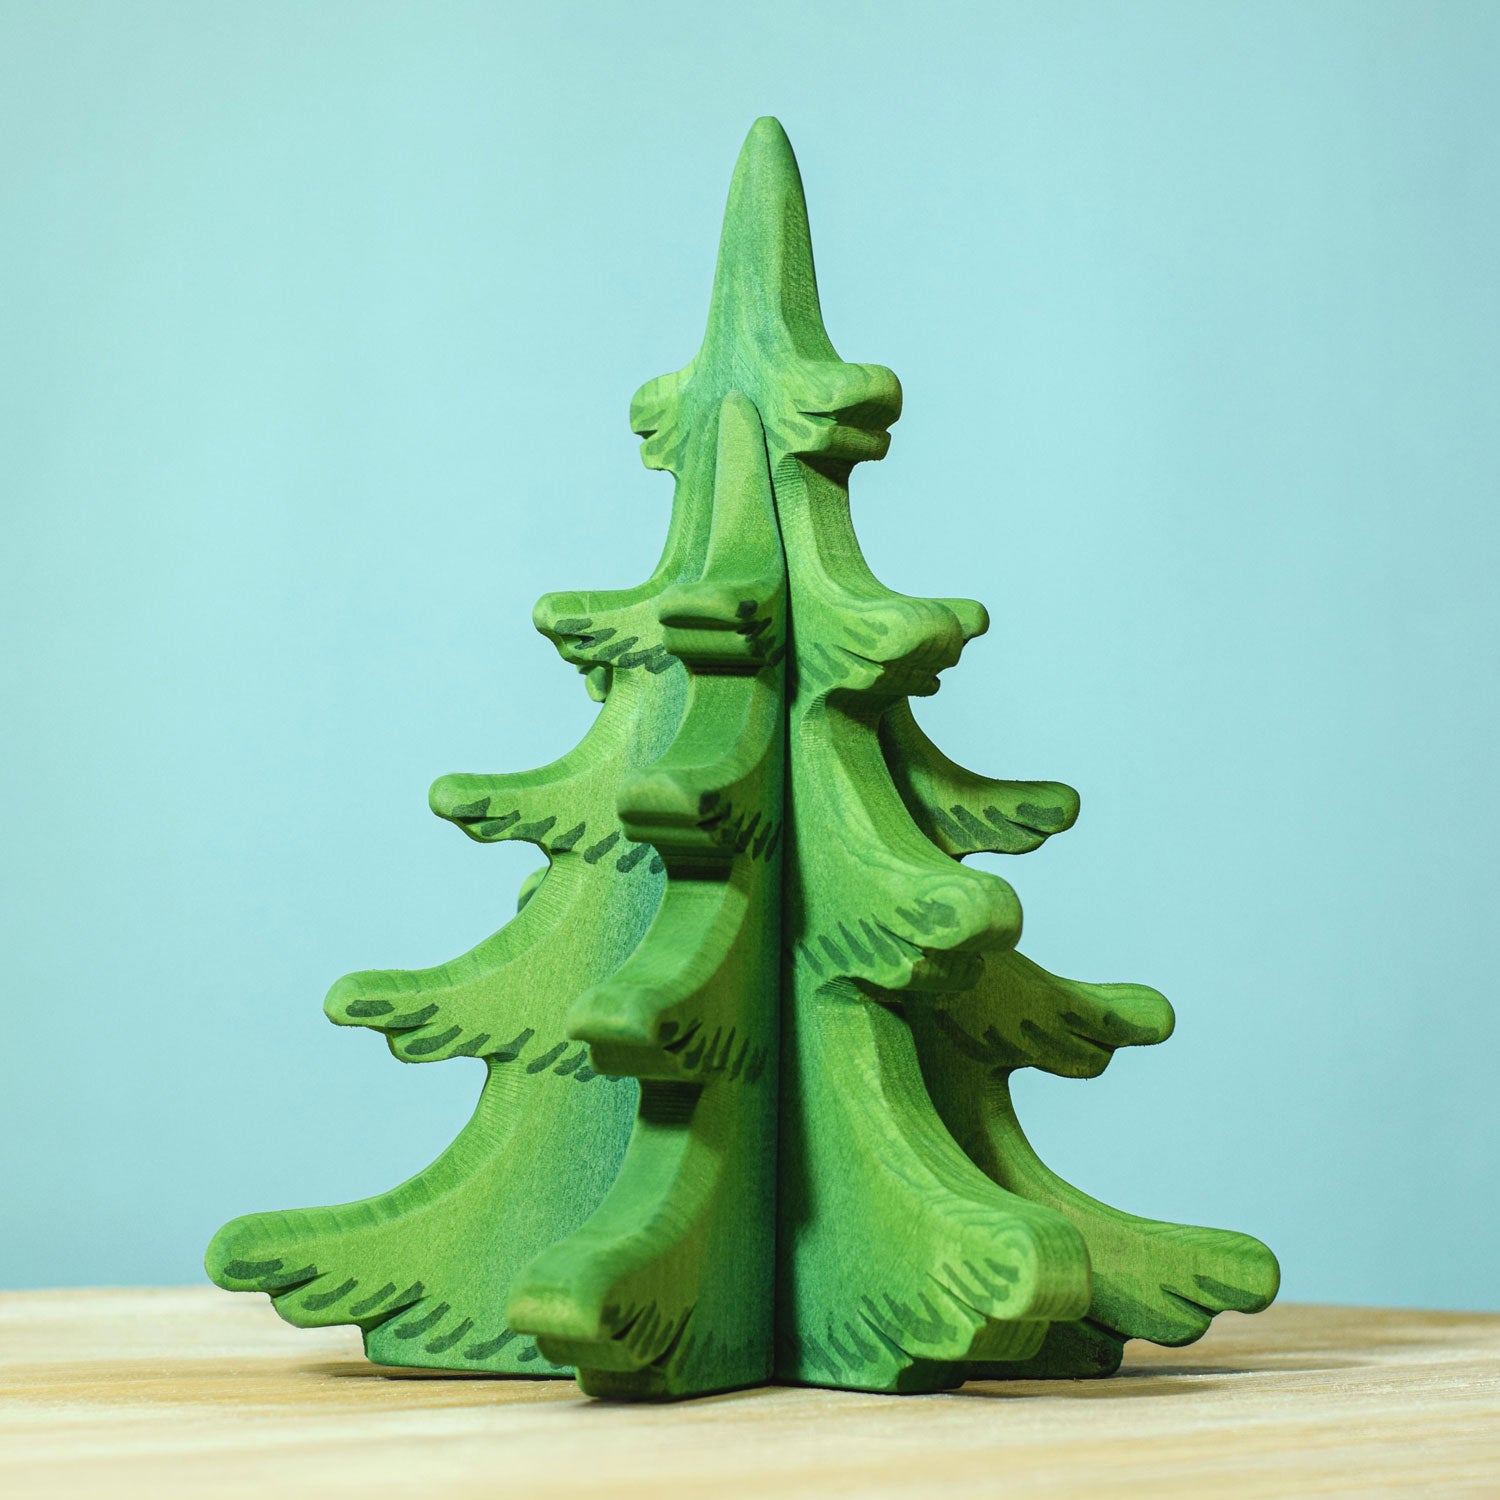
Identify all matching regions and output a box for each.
[3,1,1496,1309]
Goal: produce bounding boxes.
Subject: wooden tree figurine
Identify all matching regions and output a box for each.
[208,117,1278,1399]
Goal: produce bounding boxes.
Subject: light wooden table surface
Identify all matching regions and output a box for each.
[1,1289,1496,1498]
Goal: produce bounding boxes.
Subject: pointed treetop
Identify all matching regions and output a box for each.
[632,117,901,476]
[702,117,834,369]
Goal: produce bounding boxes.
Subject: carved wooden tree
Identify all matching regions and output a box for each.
[208,117,1277,1399]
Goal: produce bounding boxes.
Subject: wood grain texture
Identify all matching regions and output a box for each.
[747,113,1277,1389]
[207,168,793,1397]
[508,390,786,1397]
[204,115,1276,1398]
[4,1290,1497,1499]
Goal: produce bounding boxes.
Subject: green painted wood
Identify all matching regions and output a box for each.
[204,498,690,1376]
[507,389,785,1398]
[207,116,1276,1401]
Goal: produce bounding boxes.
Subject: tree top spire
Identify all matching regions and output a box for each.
[632,117,901,475]
[699,116,834,371]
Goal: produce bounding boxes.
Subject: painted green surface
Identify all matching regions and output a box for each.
[208,117,1276,1399]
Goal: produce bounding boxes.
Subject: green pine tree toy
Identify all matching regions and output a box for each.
[207,117,1278,1400]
